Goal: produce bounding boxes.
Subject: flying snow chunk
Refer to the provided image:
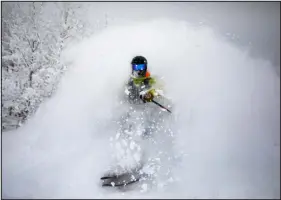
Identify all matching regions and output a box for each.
[141,183,148,193]
[115,132,121,140]
[122,139,128,147]
[130,140,136,150]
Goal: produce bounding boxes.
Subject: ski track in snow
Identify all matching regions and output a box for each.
[2,19,280,199]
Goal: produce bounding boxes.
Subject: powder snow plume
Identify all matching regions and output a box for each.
[2,19,280,198]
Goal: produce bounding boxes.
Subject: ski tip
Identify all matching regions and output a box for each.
[102,183,116,187]
[100,176,116,180]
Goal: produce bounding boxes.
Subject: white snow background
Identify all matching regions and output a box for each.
[2,19,280,198]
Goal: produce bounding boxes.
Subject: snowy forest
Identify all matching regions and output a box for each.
[2,2,110,131]
[2,2,279,132]
[2,2,279,198]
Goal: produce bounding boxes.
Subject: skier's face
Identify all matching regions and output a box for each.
[132,69,146,77]
[132,63,146,77]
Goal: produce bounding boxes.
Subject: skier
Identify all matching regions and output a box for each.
[122,55,171,139]
[100,56,172,187]
[125,55,163,106]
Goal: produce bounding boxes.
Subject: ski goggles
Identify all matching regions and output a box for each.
[132,64,146,71]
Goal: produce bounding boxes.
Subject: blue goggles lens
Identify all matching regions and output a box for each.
[132,64,146,71]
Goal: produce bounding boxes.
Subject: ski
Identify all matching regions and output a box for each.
[100,169,146,187]
[102,177,140,187]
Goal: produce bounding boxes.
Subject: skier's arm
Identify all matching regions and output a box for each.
[140,77,164,102]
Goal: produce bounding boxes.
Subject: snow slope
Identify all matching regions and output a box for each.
[2,19,280,199]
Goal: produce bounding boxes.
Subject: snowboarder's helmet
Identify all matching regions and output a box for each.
[131,56,147,77]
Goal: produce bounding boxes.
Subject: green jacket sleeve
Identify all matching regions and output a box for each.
[146,76,165,97]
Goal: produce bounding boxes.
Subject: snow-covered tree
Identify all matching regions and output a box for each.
[2,2,45,129]
[1,2,88,130]
[2,2,113,131]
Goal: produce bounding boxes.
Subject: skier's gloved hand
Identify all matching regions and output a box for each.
[140,90,154,103]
